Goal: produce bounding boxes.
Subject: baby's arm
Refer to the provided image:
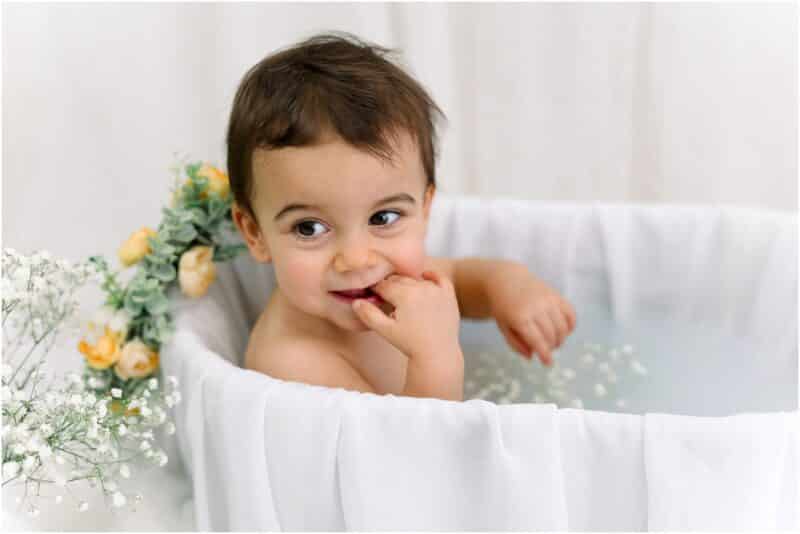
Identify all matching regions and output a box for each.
[424,256,507,318]
[426,256,576,365]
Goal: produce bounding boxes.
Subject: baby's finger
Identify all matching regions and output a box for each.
[352,298,395,336]
[561,300,577,332]
[546,306,569,348]
[499,322,533,359]
[421,269,445,287]
[369,277,405,304]
[522,319,552,367]
[534,313,557,348]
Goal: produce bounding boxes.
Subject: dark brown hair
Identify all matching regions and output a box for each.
[226,31,446,219]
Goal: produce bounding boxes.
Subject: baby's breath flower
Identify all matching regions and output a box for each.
[165,422,176,435]
[117,424,127,436]
[148,378,158,390]
[111,388,122,398]
[119,463,131,479]
[112,492,127,508]
[3,461,20,479]
[140,440,151,451]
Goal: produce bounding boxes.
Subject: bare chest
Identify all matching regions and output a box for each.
[341,336,408,396]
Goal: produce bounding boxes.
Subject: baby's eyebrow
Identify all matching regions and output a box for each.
[273,193,415,222]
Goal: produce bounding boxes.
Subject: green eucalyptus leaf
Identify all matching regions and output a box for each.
[171,224,198,244]
[145,292,170,316]
[150,262,176,283]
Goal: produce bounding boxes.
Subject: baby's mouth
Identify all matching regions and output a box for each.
[330,285,383,303]
[331,287,376,298]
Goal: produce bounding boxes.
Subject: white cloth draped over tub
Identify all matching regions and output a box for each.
[160,194,799,530]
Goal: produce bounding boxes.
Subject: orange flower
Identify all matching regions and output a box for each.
[114,339,159,380]
[195,164,230,199]
[78,326,124,370]
[118,227,157,267]
[178,245,216,297]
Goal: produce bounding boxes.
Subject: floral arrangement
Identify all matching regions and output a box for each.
[1,157,246,517]
[76,158,245,402]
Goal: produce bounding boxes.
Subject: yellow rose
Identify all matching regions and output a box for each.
[114,339,159,380]
[78,326,124,370]
[178,245,216,298]
[118,227,157,268]
[196,164,230,199]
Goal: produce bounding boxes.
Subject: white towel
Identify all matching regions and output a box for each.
[644,411,799,530]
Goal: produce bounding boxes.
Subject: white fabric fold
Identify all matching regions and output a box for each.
[644,411,799,530]
[337,396,566,530]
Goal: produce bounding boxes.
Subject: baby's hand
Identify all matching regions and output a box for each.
[489,264,576,367]
[352,270,462,363]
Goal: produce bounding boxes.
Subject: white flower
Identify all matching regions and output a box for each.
[3,461,20,479]
[109,309,131,333]
[111,388,122,399]
[167,376,179,388]
[112,491,126,508]
[96,402,108,418]
[148,378,158,390]
[119,463,131,479]
[67,373,81,384]
[164,395,174,408]
[140,406,152,417]
[78,501,89,512]
[140,440,151,451]
[22,456,36,472]
[165,422,176,435]
[631,360,648,375]
[156,452,168,467]
[172,391,182,404]
[117,424,127,436]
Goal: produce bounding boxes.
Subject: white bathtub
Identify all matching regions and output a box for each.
[161,195,798,530]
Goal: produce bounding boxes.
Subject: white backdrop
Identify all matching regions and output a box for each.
[3,2,797,265]
[1,3,797,530]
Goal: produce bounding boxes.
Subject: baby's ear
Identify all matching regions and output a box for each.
[422,183,436,223]
[231,202,272,263]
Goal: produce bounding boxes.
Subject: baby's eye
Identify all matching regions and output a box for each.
[293,220,328,239]
[369,210,402,226]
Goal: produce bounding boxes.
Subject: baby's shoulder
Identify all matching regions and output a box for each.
[245,329,376,395]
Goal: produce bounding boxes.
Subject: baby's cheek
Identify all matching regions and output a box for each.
[275,255,322,299]
[388,236,428,279]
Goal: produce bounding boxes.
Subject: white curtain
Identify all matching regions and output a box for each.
[4,3,796,264]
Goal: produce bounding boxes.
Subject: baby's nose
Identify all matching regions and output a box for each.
[333,243,378,273]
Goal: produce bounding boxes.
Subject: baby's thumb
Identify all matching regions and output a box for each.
[352,299,394,335]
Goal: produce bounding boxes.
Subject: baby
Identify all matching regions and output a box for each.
[227,32,576,401]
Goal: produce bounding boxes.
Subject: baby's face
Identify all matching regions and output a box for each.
[234,129,434,334]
